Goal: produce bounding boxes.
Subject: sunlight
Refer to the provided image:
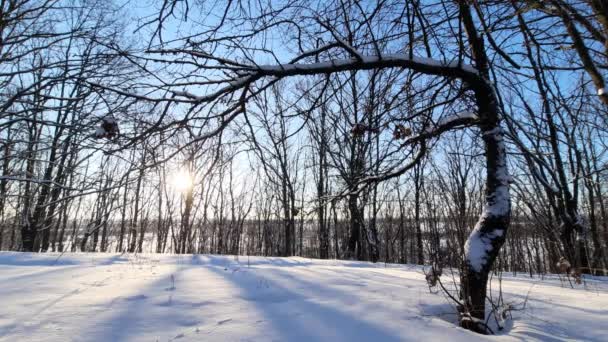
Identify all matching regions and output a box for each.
[171,169,194,193]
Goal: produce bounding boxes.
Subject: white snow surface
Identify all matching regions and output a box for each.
[1,252,606,342]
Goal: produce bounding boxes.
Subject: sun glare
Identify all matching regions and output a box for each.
[171,169,194,192]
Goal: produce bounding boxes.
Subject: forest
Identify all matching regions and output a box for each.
[1,0,608,337]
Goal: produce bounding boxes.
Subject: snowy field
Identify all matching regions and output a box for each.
[0,253,606,341]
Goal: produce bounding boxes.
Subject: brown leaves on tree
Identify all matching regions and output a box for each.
[392,124,412,140]
[557,257,571,273]
[350,123,379,138]
[94,116,120,139]
[556,257,582,284]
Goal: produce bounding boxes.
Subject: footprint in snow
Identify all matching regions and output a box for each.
[170,333,185,340]
[176,318,199,327]
[124,294,147,301]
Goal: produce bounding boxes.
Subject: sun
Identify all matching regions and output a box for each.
[171,169,194,192]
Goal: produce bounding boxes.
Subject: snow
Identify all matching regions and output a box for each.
[257,54,478,74]
[171,54,478,103]
[102,116,116,125]
[464,226,504,272]
[437,111,478,126]
[464,127,511,272]
[425,111,478,133]
[1,253,606,342]
[94,126,105,138]
[93,116,118,139]
[484,128,511,217]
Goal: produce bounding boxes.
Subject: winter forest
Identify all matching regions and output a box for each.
[1,0,608,340]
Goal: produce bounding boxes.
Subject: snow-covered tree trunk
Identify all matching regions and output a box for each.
[460,122,511,332]
[457,2,511,332]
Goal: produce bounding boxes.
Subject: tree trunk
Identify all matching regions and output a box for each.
[414,164,424,265]
[459,2,511,332]
[129,157,145,253]
[346,194,361,259]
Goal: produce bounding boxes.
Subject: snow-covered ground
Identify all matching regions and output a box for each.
[0,253,606,341]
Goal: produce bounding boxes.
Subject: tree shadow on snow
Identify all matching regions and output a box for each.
[206,265,405,342]
[190,254,314,268]
[79,265,204,342]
